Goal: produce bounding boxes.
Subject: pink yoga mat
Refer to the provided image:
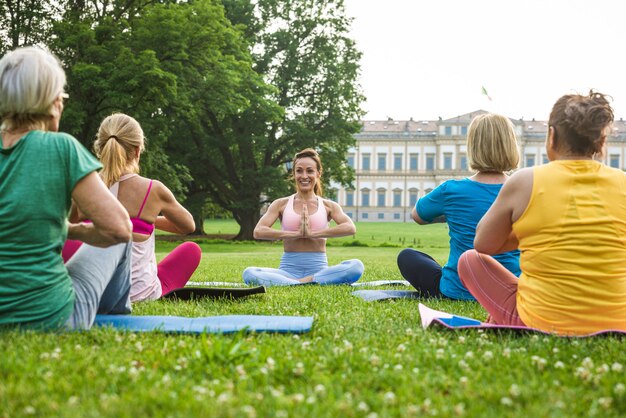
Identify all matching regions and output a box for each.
[418,303,626,337]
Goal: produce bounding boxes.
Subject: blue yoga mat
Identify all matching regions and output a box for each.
[94,314,314,334]
[352,289,420,301]
[351,280,411,287]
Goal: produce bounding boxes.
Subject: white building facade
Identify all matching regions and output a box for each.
[331,110,626,222]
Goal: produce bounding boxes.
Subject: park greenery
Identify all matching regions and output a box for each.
[1,222,624,417]
[0,0,363,239]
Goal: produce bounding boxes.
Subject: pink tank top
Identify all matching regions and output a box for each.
[281,194,328,232]
[111,174,160,302]
[110,174,155,235]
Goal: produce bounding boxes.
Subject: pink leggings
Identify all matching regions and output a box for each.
[458,250,526,326]
[63,240,202,297]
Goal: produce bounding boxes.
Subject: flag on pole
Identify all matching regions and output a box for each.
[481,86,492,101]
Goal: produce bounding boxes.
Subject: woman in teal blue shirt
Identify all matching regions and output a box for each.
[397,113,521,299]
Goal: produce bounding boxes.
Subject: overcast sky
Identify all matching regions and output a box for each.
[343,0,626,122]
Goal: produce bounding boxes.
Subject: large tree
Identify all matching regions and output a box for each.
[0,0,57,53]
[50,0,198,199]
[169,0,364,239]
[128,0,278,233]
[1,0,363,239]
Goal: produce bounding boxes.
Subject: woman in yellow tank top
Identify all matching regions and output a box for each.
[457,91,626,335]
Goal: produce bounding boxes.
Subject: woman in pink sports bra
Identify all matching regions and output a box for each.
[243,148,364,286]
[63,113,201,302]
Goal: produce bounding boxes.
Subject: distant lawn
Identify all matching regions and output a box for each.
[2,223,624,417]
[199,219,450,249]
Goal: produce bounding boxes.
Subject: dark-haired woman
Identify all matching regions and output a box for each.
[457,91,626,335]
[242,148,364,286]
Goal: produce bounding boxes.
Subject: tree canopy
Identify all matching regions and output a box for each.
[1,0,364,240]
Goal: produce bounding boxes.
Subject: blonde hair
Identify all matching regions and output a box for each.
[292,148,323,196]
[93,113,145,187]
[0,47,66,131]
[466,113,519,172]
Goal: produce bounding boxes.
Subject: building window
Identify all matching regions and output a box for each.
[362,213,368,219]
[443,153,453,170]
[362,154,370,170]
[461,126,468,136]
[393,213,401,220]
[393,153,402,171]
[426,154,435,171]
[377,153,386,170]
[347,154,355,169]
[542,154,549,165]
[409,189,418,207]
[378,213,384,220]
[346,190,354,207]
[525,155,535,167]
[409,153,418,171]
[445,126,452,136]
[377,189,386,207]
[610,154,620,168]
[361,190,370,207]
[346,212,353,219]
[425,188,433,195]
[393,190,402,207]
[460,154,468,170]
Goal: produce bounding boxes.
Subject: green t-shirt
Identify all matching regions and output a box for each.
[0,130,102,329]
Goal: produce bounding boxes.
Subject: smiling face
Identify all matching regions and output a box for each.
[293,156,321,194]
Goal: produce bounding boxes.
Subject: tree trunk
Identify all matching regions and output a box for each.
[234,208,261,241]
[191,208,206,235]
[186,192,208,235]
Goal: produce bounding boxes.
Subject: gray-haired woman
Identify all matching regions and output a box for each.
[0,47,133,330]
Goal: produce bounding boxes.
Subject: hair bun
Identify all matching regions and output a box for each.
[564,92,613,140]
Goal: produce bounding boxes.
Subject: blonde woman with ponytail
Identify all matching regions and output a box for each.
[64,113,201,302]
[243,148,364,286]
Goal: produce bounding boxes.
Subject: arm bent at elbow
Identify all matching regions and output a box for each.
[473,169,532,255]
[411,207,430,225]
[310,201,356,239]
[253,198,300,240]
[70,172,132,247]
[156,182,196,235]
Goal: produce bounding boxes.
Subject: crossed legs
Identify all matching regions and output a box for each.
[458,250,525,326]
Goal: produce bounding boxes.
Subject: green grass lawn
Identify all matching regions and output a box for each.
[1,222,624,417]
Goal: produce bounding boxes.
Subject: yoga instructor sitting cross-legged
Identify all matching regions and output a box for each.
[243,148,364,286]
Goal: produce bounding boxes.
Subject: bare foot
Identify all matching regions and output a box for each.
[297,276,314,283]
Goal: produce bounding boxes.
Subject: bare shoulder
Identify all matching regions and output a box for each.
[269,196,291,213]
[504,167,533,192]
[321,197,341,212]
[321,198,346,221]
[150,179,175,201]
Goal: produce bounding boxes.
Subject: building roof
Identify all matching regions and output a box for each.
[611,118,626,137]
[440,110,489,124]
[359,119,438,134]
[521,118,548,134]
[360,111,626,139]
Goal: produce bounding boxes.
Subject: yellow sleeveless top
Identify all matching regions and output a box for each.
[513,160,626,335]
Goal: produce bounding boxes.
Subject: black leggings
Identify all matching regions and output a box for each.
[397,248,445,298]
